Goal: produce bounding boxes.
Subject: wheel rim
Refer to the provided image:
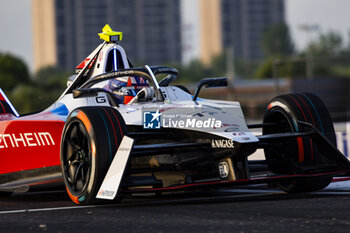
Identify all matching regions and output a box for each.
[63,119,92,195]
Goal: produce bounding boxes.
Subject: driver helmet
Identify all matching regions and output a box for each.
[107,76,148,104]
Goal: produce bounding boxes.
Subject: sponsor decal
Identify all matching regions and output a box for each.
[95,96,107,103]
[0,132,55,149]
[143,110,161,129]
[163,118,221,128]
[218,161,229,178]
[211,139,235,148]
[98,190,115,197]
[118,147,131,152]
[143,109,222,130]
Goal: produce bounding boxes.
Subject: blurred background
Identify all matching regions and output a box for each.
[0,0,350,120]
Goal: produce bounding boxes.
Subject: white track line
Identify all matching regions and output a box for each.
[0,205,96,215]
[312,191,350,195]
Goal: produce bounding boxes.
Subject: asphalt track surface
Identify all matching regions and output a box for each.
[1,180,350,233]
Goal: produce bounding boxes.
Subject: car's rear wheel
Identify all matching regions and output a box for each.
[263,93,335,192]
[61,106,128,204]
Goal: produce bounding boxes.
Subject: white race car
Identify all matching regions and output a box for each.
[0,25,349,205]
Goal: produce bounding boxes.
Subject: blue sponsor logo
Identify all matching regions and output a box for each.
[143,110,161,129]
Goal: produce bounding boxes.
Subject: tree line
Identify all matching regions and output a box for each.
[0,54,69,114]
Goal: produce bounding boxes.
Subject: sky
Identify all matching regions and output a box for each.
[285,0,350,51]
[0,0,350,73]
[0,0,32,70]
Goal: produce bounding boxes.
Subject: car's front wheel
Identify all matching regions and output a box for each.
[263,93,336,192]
[61,106,128,204]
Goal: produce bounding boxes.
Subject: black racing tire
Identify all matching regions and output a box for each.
[263,93,335,193]
[175,85,191,94]
[61,106,128,205]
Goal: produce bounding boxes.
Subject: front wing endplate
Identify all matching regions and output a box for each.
[96,136,134,200]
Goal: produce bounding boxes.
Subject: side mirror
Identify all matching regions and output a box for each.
[192,77,227,101]
[159,74,177,86]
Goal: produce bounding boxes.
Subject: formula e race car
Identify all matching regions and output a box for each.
[0,25,349,205]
